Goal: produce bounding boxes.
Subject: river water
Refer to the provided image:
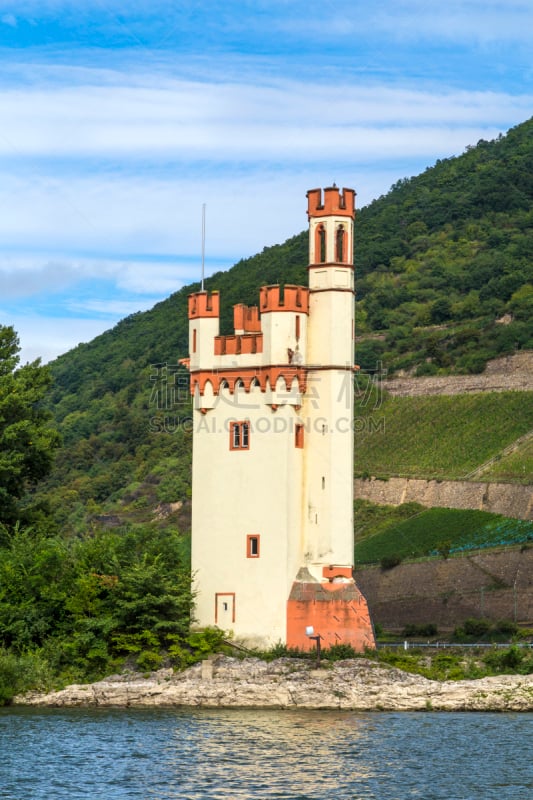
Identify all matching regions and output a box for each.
[0,707,531,799]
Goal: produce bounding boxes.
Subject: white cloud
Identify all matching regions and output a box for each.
[0,5,530,365]
[65,298,160,317]
[286,0,533,44]
[0,161,442,283]
[0,255,206,301]
[0,73,529,161]
[0,311,117,364]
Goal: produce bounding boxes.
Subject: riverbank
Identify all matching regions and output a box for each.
[14,656,533,711]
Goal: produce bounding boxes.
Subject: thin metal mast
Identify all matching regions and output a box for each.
[201,203,206,291]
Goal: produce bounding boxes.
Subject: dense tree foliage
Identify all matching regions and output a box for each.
[0,522,198,695]
[0,326,60,525]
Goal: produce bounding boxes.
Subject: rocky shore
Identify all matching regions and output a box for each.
[15,656,533,712]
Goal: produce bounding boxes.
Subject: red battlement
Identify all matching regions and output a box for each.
[234,304,261,333]
[307,186,355,219]
[188,291,220,320]
[259,285,309,314]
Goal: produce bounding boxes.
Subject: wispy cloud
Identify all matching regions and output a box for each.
[1,13,17,27]
[0,1,530,364]
[4,0,532,44]
[279,0,533,44]
[0,312,117,364]
[0,69,528,162]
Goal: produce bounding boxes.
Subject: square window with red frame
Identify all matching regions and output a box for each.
[230,420,250,450]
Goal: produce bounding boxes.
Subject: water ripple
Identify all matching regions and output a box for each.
[0,708,532,799]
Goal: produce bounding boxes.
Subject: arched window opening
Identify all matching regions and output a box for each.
[315,224,326,263]
[336,225,346,263]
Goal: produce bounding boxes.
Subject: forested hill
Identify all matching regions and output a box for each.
[38,117,532,531]
[49,115,532,405]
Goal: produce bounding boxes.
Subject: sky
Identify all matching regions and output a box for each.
[0,1,531,364]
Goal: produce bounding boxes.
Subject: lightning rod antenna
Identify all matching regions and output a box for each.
[201,203,206,291]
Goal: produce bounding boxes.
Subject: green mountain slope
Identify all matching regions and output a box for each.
[354,503,533,564]
[37,117,533,531]
[353,391,533,481]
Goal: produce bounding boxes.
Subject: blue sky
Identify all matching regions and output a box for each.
[0,1,531,363]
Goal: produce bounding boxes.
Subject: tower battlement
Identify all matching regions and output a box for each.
[188,291,220,319]
[214,332,263,356]
[259,284,310,313]
[234,304,261,333]
[307,186,355,218]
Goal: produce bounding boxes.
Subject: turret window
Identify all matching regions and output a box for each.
[247,535,260,558]
[336,225,346,263]
[230,420,250,450]
[315,224,326,263]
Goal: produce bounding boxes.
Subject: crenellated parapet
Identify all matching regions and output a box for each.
[188,290,220,319]
[307,186,355,268]
[259,285,309,314]
[186,283,309,395]
[234,304,261,333]
[306,186,355,219]
[214,333,263,356]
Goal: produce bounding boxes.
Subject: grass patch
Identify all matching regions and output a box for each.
[354,391,533,480]
[370,645,533,680]
[354,499,425,541]
[481,436,533,485]
[354,505,533,564]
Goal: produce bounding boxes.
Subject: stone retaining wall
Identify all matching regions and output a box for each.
[383,351,533,396]
[355,477,533,520]
[356,548,533,631]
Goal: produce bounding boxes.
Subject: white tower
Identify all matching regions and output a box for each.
[184,186,374,651]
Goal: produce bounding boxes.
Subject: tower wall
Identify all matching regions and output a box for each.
[185,185,375,652]
[191,391,304,645]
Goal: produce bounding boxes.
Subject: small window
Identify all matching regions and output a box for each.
[319,225,326,262]
[295,423,304,448]
[315,223,326,263]
[336,225,345,262]
[230,421,250,450]
[295,315,301,341]
[192,328,197,353]
[247,534,260,558]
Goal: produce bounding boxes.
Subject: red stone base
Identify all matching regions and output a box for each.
[286,574,375,652]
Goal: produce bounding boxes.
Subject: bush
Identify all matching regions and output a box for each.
[259,642,307,661]
[380,554,403,570]
[402,623,438,637]
[0,650,52,705]
[493,619,520,636]
[415,362,439,377]
[463,618,492,637]
[323,643,359,661]
[458,353,487,374]
[167,627,228,669]
[485,645,525,673]
[437,540,451,559]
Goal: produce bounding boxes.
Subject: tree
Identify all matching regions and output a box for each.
[0,326,60,525]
